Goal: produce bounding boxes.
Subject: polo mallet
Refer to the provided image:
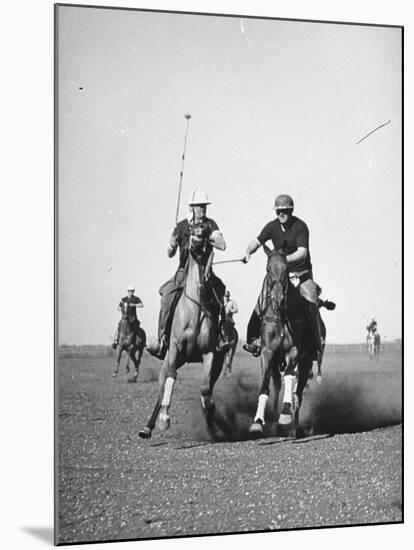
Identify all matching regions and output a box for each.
[213,258,247,265]
[175,114,191,225]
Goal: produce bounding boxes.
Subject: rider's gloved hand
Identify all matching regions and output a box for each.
[242,254,250,264]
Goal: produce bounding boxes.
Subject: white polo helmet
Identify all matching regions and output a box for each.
[127,283,135,291]
[188,189,211,206]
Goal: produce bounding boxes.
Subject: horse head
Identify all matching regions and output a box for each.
[263,243,289,312]
[189,222,212,265]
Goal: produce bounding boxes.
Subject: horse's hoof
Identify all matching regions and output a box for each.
[112,372,118,378]
[201,395,215,415]
[157,415,170,432]
[249,421,264,439]
[127,376,138,384]
[138,427,152,439]
[316,375,322,384]
[278,403,293,425]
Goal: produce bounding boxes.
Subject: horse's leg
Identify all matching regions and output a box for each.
[138,354,169,439]
[271,357,282,423]
[128,347,139,382]
[228,335,237,375]
[316,343,325,384]
[136,345,144,374]
[200,351,223,416]
[113,346,122,377]
[295,352,313,438]
[249,349,272,438]
[278,347,298,427]
[158,345,183,431]
[222,350,229,377]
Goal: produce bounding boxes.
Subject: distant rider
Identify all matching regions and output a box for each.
[112,284,143,349]
[366,317,378,335]
[224,290,238,324]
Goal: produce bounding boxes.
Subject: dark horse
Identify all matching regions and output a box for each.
[249,245,316,438]
[139,226,226,438]
[113,302,146,382]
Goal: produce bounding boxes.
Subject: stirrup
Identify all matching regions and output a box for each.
[112,342,118,350]
[243,341,261,357]
[146,339,167,360]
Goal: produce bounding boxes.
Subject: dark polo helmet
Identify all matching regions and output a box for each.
[274,194,294,209]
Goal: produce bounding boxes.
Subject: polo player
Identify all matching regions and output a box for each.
[242,194,335,358]
[366,317,378,335]
[224,290,238,324]
[147,189,228,360]
[112,284,143,349]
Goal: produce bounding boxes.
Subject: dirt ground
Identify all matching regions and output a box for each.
[56,347,402,544]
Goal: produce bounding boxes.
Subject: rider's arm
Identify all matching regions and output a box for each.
[167,229,178,258]
[210,230,226,251]
[286,247,307,265]
[243,238,261,262]
[130,300,144,308]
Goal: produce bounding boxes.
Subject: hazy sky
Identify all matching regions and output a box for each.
[57,6,402,345]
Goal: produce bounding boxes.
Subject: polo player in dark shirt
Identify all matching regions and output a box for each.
[147,189,227,360]
[366,318,378,337]
[112,284,144,349]
[242,194,335,358]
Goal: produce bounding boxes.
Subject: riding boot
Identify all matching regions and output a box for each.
[216,306,231,353]
[147,309,168,359]
[304,301,323,361]
[243,310,261,357]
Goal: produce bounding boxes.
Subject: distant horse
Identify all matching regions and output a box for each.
[222,317,238,377]
[367,331,380,360]
[113,303,146,381]
[139,225,226,438]
[249,245,316,439]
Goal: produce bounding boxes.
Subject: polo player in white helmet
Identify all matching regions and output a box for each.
[147,189,228,359]
[242,194,335,358]
[112,284,144,349]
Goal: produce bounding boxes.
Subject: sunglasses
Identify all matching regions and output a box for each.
[276,208,293,215]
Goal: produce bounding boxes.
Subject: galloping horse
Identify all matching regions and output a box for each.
[113,303,146,381]
[367,330,380,360]
[222,317,238,377]
[139,227,225,438]
[249,245,315,439]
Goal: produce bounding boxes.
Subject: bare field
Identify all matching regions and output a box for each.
[57,347,402,544]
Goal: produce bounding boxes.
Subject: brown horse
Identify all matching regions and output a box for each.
[249,245,315,439]
[139,231,225,438]
[113,304,146,382]
[222,317,238,377]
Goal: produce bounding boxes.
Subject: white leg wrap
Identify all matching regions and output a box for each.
[283,375,295,405]
[254,394,269,423]
[161,377,175,407]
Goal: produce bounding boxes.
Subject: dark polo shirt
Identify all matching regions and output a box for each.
[172,217,219,269]
[119,295,143,322]
[257,216,312,273]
